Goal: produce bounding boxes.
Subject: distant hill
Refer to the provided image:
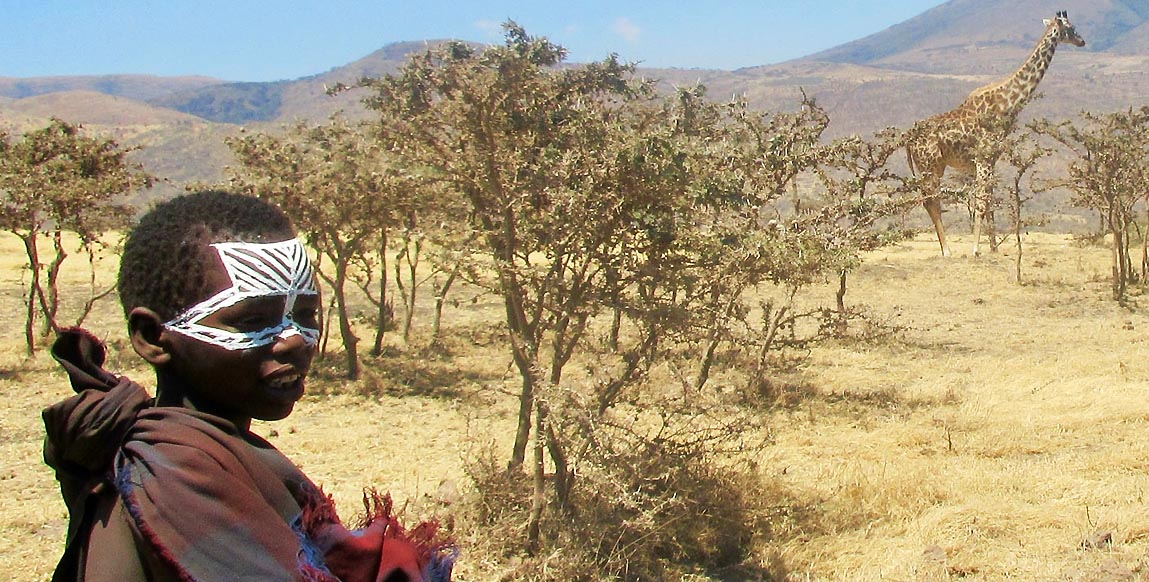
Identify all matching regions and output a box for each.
[0,74,225,102]
[2,90,207,128]
[805,0,1146,72]
[148,81,292,124]
[722,0,1149,136]
[147,41,464,124]
[2,0,1149,218]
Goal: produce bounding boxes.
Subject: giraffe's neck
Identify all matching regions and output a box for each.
[983,28,1060,117]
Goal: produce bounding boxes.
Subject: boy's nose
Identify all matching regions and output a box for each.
[272,326,314,354]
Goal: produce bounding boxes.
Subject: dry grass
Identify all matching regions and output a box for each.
[756,232,1149,581]
[4,229,1149,581]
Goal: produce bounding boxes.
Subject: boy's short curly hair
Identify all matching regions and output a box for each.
[118,190,296,321]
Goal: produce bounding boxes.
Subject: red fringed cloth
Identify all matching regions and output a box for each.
[43,328,455,582]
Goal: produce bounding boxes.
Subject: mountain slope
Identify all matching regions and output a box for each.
[3,90,207,128]
[147,81,292,124]
[0,74,225,102]
[805,0,1145,73]
[4,0,1149,207]
[147,41,462,124]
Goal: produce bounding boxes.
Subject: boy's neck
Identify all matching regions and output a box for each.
[155,371,253,433]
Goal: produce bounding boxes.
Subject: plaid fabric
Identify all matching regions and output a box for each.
[44,328,455,581]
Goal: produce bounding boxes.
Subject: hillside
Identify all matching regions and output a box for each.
[2,0,1149,209]
[0,91,240,203]
[148,41,463,124]
[147,80,293,124]
[806,0,1147,72]
[0,74,224,101]
[2,90,207,128]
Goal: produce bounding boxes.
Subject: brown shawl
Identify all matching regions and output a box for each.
[44,328,453,582]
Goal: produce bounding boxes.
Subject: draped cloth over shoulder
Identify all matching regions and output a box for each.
[44,328,455,582]
[43,329,151,581]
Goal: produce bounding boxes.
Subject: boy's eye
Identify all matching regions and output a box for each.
[211,297,286,332]
[292,307,320,327]
[231,313,280,331]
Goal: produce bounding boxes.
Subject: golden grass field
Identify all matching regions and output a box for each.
[3,229,1149,581]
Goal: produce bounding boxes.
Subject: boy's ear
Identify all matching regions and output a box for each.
[128,307,173,366]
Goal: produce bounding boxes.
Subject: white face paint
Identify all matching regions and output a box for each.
[163,239,320,351]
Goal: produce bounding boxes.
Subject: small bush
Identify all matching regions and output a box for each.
[458,389,774,581]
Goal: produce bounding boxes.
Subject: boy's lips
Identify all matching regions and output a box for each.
[267,374,301,390]
[264,366,307,393]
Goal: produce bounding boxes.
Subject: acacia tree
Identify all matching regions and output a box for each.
[994,129,1051,284]
[1032,108,1149,301]
[352,26,906,572]
[349,24,653,478]
[0,119,149,354]
[804,127,915,336]
[227,116,411,378]
[391,198,474,347]
[677,92,843,390]
[352,27,743,558]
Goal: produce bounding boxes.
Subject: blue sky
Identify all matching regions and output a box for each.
[3,1,947,81]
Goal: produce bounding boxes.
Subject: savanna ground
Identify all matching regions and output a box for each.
[3,228,1149,581]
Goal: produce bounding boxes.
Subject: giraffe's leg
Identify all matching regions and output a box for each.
[924,196,950,257]
[972,205,983,257]
[972,162,995,257]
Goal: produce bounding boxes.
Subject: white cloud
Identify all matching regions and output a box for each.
[612,17,641,43]
[474,19,502,38]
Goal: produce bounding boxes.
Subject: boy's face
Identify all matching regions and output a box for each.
[160,237,321,427]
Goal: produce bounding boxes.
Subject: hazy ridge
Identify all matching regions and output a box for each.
[1,0,1146,206]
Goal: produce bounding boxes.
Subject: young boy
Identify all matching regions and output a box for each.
[43,190,452,581]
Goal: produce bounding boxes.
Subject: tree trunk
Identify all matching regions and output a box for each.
[695,286,737,391]
[1111,221,1127,302]
[393,233,420,345]
[320,293,336,359]
[986,208,999,252]
[607,268,621,353]
[1142,201,1149,282]
[509,359,537,470]
[332,257,361,380]
[74,241,117,328]
[526,399,545,555]
[489,218,540,471]
[506,305,540,470]
[430,265,459,346]
[1010,185,1024,284]
[835,269,848,335]
[403,236,419,343]
[372,230,389,356]
[41,230,67,339]
[1014,218,1024,285]
[543,407,572,510]
[749,301,789,393]
[20,232,40,355]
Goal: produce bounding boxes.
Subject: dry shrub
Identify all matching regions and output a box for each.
[458,387,775,581]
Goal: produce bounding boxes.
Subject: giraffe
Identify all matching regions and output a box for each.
[907,11,1085,257]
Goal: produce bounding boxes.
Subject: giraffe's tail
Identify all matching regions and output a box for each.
[906,146,919,177]
[903,125,922,177]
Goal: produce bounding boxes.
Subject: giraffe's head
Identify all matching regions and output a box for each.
[1043,11,1086,48]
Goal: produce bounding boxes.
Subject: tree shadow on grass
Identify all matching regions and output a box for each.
[0,367,25,381]
[309,341,507,401]
[361,348,479,398]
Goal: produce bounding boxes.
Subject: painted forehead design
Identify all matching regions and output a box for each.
[164,239,319,350]
[211,240,317,297]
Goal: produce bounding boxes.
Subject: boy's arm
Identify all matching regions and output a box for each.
[82,494,153,582]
